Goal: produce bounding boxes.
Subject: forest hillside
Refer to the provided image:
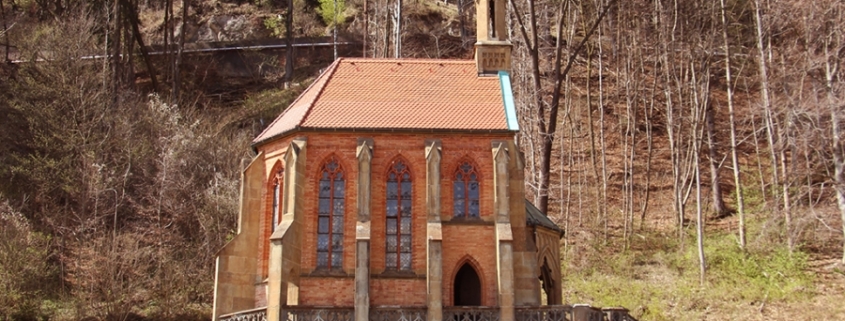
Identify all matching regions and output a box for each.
[1,0,844,320]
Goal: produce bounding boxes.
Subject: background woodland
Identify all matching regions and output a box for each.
[1,0,844,320]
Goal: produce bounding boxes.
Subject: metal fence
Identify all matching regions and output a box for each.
[283,307,355,321]
[370,307,427,321]
[219,307,267,321]
[220,305,636,321]
[443,306,501,321]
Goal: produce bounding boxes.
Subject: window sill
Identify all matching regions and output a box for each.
[372,270,425,279]
[304,269,354,278]
[443,217,493,225]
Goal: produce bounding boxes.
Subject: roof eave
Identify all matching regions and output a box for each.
[252,126,517,150]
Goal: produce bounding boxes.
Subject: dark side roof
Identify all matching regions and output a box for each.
[525,199,564,236]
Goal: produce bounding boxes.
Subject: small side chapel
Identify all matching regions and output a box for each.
[211,1,564,320]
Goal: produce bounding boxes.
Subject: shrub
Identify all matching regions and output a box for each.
[317,0,346,27]
[0,199,57,321]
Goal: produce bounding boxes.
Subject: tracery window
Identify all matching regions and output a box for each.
[488,0,496,39]
[317,157,345,269]
[271,169,283,232]
[453,161,480,218]
[386,159,412,270]
[263,166,284,278]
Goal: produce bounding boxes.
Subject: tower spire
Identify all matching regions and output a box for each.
[475,0,511,75]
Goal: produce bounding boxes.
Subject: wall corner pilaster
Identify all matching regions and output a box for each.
[355,138,373,321]
[425,139,443,321]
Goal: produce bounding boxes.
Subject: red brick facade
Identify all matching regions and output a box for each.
[211,11,566,319]
[253,132,513,307]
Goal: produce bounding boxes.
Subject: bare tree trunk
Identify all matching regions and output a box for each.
[102,0,111,90]
[664,58,683,244]
[752,0,781,211]
[458,0,466,47]
[823,40,845,263]
[1,0,9,62]
[595,3,609,243]
[639,57,657,230]
[285,0,294,83]
[750,114,768,204]
[695,121,706,286]
[720,0,746,249]
[584,45,601,225]
[705,102,727,216]
[172,0,188,102]
[119,0,159,91]
[781,130,793,252]
[657,0,686,246]
[373,0,380,57]
[692,62,706,286]
[623,47,633,246]
[112,0,122,93]
[163,0,171,82]
[382,0,388,58]
[362,0,367,56]
[510,0,617,214]
[393,0,401,58]
[124,5,136,90]
[333,0,338,60]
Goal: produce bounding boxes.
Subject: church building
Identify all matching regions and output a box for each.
[211,1,567,320]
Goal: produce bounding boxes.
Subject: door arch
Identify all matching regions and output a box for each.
[453,263,482,306]
[539,258,553,305]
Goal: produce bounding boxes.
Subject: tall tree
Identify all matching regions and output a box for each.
[705,102,728,216]
[510,0,618,214]
[720,0,746,249]
[393,0,401,57]
[285,0,294,83]
[752,0,790,250]
[820,4,845,264]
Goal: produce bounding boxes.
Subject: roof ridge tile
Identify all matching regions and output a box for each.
[298,59,342,128]
[252,59,342,144]
[252,58,514,147]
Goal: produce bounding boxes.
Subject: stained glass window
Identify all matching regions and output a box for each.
[265,166,284,278]
[271,168,283,232]
[317,157,344,269]
[454,161,480,218]
[386,160,412,270]
[271,184,280,231]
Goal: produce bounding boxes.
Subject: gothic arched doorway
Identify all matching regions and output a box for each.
[453,263,481,306]
[539,257,558,305]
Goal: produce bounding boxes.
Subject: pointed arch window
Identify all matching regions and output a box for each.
[263,165,284,278]
[317,157,345,270]
[453,161,480,218]
[488,0,496,39]
[386,159,412,270]
[271,168,284,232]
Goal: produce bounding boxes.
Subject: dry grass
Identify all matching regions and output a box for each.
[559,202,845,321]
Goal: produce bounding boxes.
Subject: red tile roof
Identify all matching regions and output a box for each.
[253,58,512,145]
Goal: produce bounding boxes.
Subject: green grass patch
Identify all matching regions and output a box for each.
[562,231,813,320]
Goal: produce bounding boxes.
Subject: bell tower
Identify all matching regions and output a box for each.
[475,0,511,75]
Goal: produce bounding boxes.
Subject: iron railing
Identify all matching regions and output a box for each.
[220,305,636,321]
[219,307,267,321]
[443,306,500,321]
[369,306,427,321]
[601,307,637,321]
[515,305,574,321]
[283,306,354,321]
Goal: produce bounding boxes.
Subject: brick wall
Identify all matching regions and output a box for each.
[441,224,498,306]
[370,278,427,306]
[257,160,285,281]
[255,131,513,307]
[299,277,355,306]
[255,282,267,307]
